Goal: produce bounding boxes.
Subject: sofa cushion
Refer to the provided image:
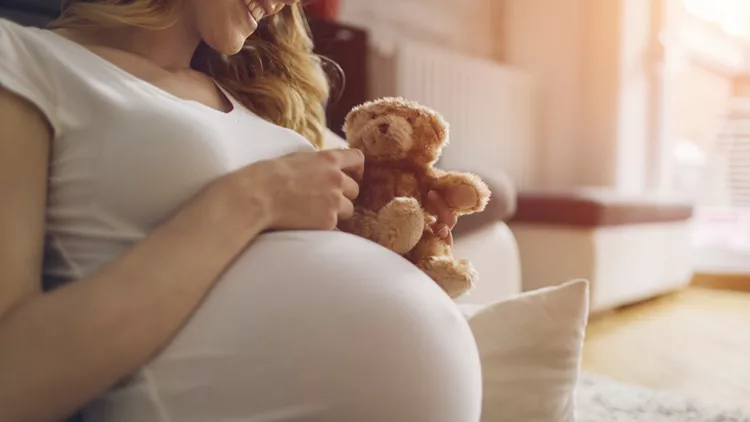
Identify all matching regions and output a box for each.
[465,279,590,422]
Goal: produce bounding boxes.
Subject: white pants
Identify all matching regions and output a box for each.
[85,231,482,422]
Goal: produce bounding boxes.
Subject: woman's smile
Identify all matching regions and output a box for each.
[242,1,285,32]
[244,1,264,31]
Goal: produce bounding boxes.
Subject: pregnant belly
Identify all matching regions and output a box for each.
[86,231,480,422]
[160,230,454,350]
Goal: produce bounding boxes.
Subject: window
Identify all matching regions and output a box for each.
[683,0,750,41]
[664,0,750,272]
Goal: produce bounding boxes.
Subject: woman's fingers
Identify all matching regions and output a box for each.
[427,190,458,229]
[431,223,454,246]
[433,223,450,239]
[427,190,457,245]
[337,149,365,180]
[338,196,354,220]
[342,174,360,200]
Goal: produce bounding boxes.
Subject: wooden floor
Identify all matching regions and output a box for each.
[582,286,750,411]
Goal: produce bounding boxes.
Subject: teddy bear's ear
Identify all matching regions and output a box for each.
[343,104,365,136]
[346,98,381,123]
[424,108,450,146]
[341,119,350,136]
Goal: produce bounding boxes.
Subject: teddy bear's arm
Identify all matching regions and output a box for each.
[427,170,491,215]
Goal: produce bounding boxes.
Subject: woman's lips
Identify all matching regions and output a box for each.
[244,1,264,30]
[253,0,278,15]
[243,1,286,32]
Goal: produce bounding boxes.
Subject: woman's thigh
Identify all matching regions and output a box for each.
[85,231,482,422]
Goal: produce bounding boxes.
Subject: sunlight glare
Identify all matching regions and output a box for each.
[683,0,750,39]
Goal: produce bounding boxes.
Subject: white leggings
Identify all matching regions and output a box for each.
[84,231,482,422]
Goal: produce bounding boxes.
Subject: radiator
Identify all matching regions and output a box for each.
[369,40,538,189]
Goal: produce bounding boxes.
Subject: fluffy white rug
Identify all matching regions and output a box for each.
[576,373,750,422]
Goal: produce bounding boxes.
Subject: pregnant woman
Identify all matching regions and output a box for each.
[0,1,483,421]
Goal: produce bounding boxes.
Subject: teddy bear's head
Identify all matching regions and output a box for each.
[343,97,449,166]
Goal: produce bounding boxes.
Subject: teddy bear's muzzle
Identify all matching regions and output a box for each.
[364,118,413,151]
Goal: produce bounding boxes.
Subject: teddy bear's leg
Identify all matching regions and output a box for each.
[408,232,478,299]
[421,257,478,299]
[372,197,425,254]
[339,208,378,238]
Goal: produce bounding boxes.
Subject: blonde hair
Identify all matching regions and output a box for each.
[51,0,330,149]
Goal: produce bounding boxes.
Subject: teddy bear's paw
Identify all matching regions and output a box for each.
[421,257,478,299]
[374,198,425,254]
[447,184,482,210]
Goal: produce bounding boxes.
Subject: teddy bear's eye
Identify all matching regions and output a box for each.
[407,116,415,124]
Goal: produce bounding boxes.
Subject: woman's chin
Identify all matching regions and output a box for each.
[204,33,251,56]
[227,40,248,55]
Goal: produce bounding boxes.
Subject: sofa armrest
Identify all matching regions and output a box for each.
[453,221,522,304]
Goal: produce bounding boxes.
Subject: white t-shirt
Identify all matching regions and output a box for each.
[0,18,318,282]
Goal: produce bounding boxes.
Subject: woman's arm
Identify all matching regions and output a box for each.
[0,87,268,422]
[0,87,363,422]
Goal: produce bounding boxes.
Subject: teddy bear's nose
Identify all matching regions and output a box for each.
[378,123,390,134]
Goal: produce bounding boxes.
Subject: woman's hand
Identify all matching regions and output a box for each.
[426,186,476,246]
[223,149,364,231]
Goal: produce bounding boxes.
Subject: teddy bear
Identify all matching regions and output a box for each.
[338,97,491,298]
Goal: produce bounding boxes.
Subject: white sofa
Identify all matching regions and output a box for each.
[452,221,522,305]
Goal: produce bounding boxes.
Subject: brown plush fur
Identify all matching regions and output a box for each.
[339,97,491,298]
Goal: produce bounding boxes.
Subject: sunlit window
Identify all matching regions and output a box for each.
[672,1,750,272]
[683,0,750,40]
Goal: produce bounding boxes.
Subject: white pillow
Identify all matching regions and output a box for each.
[466,279,590,422]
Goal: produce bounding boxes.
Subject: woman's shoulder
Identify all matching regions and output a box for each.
[0,18,66,76]
[0,17,47,52]
[0,16,32,35]
[0,18,70,136]
[0,18,88,72]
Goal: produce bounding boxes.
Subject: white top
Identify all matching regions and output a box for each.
[0,18,316,282]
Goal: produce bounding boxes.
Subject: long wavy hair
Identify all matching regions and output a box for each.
[50,0,330,149]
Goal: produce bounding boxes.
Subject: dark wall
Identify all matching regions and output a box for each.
[308,18,368,137]
[0,0,59,26]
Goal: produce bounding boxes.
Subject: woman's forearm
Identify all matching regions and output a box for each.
[0,181,268,422]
